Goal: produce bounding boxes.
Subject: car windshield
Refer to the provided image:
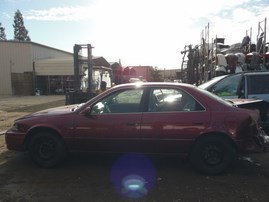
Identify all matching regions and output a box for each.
[197,86,235,107]
[198,75,228,89]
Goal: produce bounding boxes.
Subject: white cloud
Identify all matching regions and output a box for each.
[87,0,268,67]
[25,6,94,21]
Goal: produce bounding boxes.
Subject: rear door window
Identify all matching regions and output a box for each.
[147,88,204,112]
[247,74,269,101]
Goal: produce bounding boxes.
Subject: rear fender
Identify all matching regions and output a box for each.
[189,132,238,157]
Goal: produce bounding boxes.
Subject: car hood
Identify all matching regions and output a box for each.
[18,104,78,120]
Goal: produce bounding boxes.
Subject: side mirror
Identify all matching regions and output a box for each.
[81,107,93,117]
[85,102,106,116]
[81,108,98,120]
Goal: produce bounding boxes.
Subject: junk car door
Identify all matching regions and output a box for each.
[72,88,144,152]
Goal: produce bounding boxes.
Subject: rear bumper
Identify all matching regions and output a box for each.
[256,128,269,151]
[236,128,269,153]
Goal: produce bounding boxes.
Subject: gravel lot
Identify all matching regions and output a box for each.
[0,95,269,202]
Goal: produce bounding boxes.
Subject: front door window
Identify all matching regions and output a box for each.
[91,88,144,114]
[211,74,242,98]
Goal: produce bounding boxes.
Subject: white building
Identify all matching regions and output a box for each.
[0,41,111,95]
[0,40,73,95]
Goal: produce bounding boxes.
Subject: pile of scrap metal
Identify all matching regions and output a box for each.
[181,17,268,85]
[209,38,268,77]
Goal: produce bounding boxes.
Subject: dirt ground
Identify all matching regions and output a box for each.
[0,95,65,133]
[1,95,269,202]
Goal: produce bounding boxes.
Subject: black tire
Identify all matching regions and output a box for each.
[190,135,237,175]
[29,131,67,168]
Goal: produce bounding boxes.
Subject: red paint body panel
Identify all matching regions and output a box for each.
[5,82,265,155]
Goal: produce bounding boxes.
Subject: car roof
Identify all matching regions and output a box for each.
[111,82,196,89]
[222,71,269,77]
[242,71,269,75]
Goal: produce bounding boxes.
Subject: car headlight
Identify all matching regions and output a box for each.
[11,123,20,131]
[11,122,28,132]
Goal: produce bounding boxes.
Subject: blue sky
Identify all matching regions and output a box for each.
[1,0,269,69]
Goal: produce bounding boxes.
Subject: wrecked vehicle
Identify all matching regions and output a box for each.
[5,82,269,175]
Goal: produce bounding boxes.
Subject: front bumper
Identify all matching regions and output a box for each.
[5,130,26,151]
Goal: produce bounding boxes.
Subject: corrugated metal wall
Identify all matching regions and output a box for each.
[31,43,72,60]
[0,41,32,95]
[0,41,73,95]
[34,58,74,76]
[0,43,12,95]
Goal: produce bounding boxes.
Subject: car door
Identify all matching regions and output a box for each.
[71,88,144,152]
[139,87,210,154]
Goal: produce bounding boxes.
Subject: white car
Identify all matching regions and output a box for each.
[199,71,269,102]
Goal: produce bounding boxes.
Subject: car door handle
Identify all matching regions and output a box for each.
[126,122,139,126]
[192,121,203,125]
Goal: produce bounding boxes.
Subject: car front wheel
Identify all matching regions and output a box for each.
[29,131,67,168]
[190,135,237,175]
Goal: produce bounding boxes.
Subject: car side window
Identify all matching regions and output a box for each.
[248,75,269,94]
[148,88,204,112]
[91,88,144,114]
[211,74,242,97]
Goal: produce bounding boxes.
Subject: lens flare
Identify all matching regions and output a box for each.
[110,153,156,199]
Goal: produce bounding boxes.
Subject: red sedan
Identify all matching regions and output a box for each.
[5,82,268,174]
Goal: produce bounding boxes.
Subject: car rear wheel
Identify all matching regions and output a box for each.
[29,132,67,168]
[190,135,237,175]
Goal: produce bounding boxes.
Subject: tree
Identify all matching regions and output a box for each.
[0,22,7,40]
[13,9,31,41]
[150,67,163,82]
